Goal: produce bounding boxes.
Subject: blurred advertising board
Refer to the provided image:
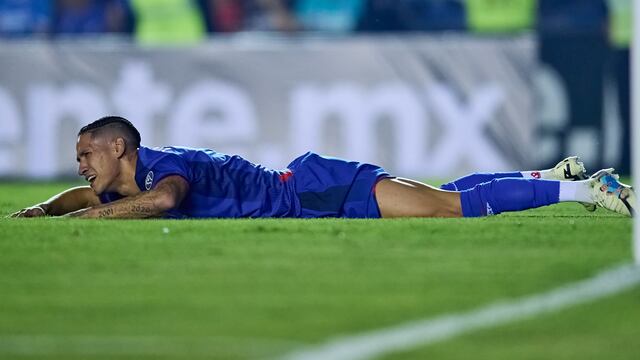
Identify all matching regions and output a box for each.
[0,36,535,179]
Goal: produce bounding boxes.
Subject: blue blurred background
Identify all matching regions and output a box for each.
[0,0,632,178]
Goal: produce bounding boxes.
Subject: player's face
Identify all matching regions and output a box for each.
[76,133,120,195]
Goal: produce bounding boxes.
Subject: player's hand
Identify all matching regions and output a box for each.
[8,205,47,218]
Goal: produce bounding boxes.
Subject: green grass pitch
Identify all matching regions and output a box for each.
[0,182,638,359]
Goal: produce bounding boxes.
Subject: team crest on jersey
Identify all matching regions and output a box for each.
[145,171,154,190]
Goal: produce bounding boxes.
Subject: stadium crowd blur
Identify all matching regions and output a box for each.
[0,0,632,173]
[0,1,628,42]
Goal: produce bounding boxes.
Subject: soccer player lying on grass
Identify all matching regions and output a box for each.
[9,116,636,219]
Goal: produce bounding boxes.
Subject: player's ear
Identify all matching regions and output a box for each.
[113,137,126,158]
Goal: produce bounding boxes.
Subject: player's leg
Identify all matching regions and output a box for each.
[375,169,635,218]
[440,156,587,191]
[375,177,463,218]
[376,176,565,218]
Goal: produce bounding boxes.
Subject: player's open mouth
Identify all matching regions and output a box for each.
[86,175,96,184]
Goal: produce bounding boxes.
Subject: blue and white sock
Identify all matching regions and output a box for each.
[459,178,561,217]
[441,172,523,191]
[558,180,593,203]
[441,165,572,192]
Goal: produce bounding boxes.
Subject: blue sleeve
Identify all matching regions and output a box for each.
[147,153,192,190]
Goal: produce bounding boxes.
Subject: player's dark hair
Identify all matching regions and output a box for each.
[78,116,141,150]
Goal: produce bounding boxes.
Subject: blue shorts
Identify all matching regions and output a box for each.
[286,152,390,218]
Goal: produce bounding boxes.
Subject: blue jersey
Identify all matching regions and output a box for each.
[99,146,389,219]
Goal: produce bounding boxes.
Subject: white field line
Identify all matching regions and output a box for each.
[0,335,299,357]
[281,263,640,360]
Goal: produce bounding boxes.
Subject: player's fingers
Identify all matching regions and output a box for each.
[24,208,45,218]
[9,210,25,218]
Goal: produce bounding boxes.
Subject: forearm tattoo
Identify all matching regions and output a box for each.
[98,208,115,218]
[64,177,186,219]
[131,205,153,214]
[70,195,163,219]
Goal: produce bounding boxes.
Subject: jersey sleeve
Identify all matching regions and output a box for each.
[146,153,193,190]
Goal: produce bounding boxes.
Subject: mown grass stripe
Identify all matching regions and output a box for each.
[281,263,640,360]
[0,335,300,357]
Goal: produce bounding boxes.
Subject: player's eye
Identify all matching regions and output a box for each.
[77,151,91,161]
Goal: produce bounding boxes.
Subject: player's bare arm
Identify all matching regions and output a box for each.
[64,175,189,219]
[9,186,101,218]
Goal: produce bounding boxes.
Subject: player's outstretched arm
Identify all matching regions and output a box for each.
[9,186,101,218]
[64,176,189,219]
